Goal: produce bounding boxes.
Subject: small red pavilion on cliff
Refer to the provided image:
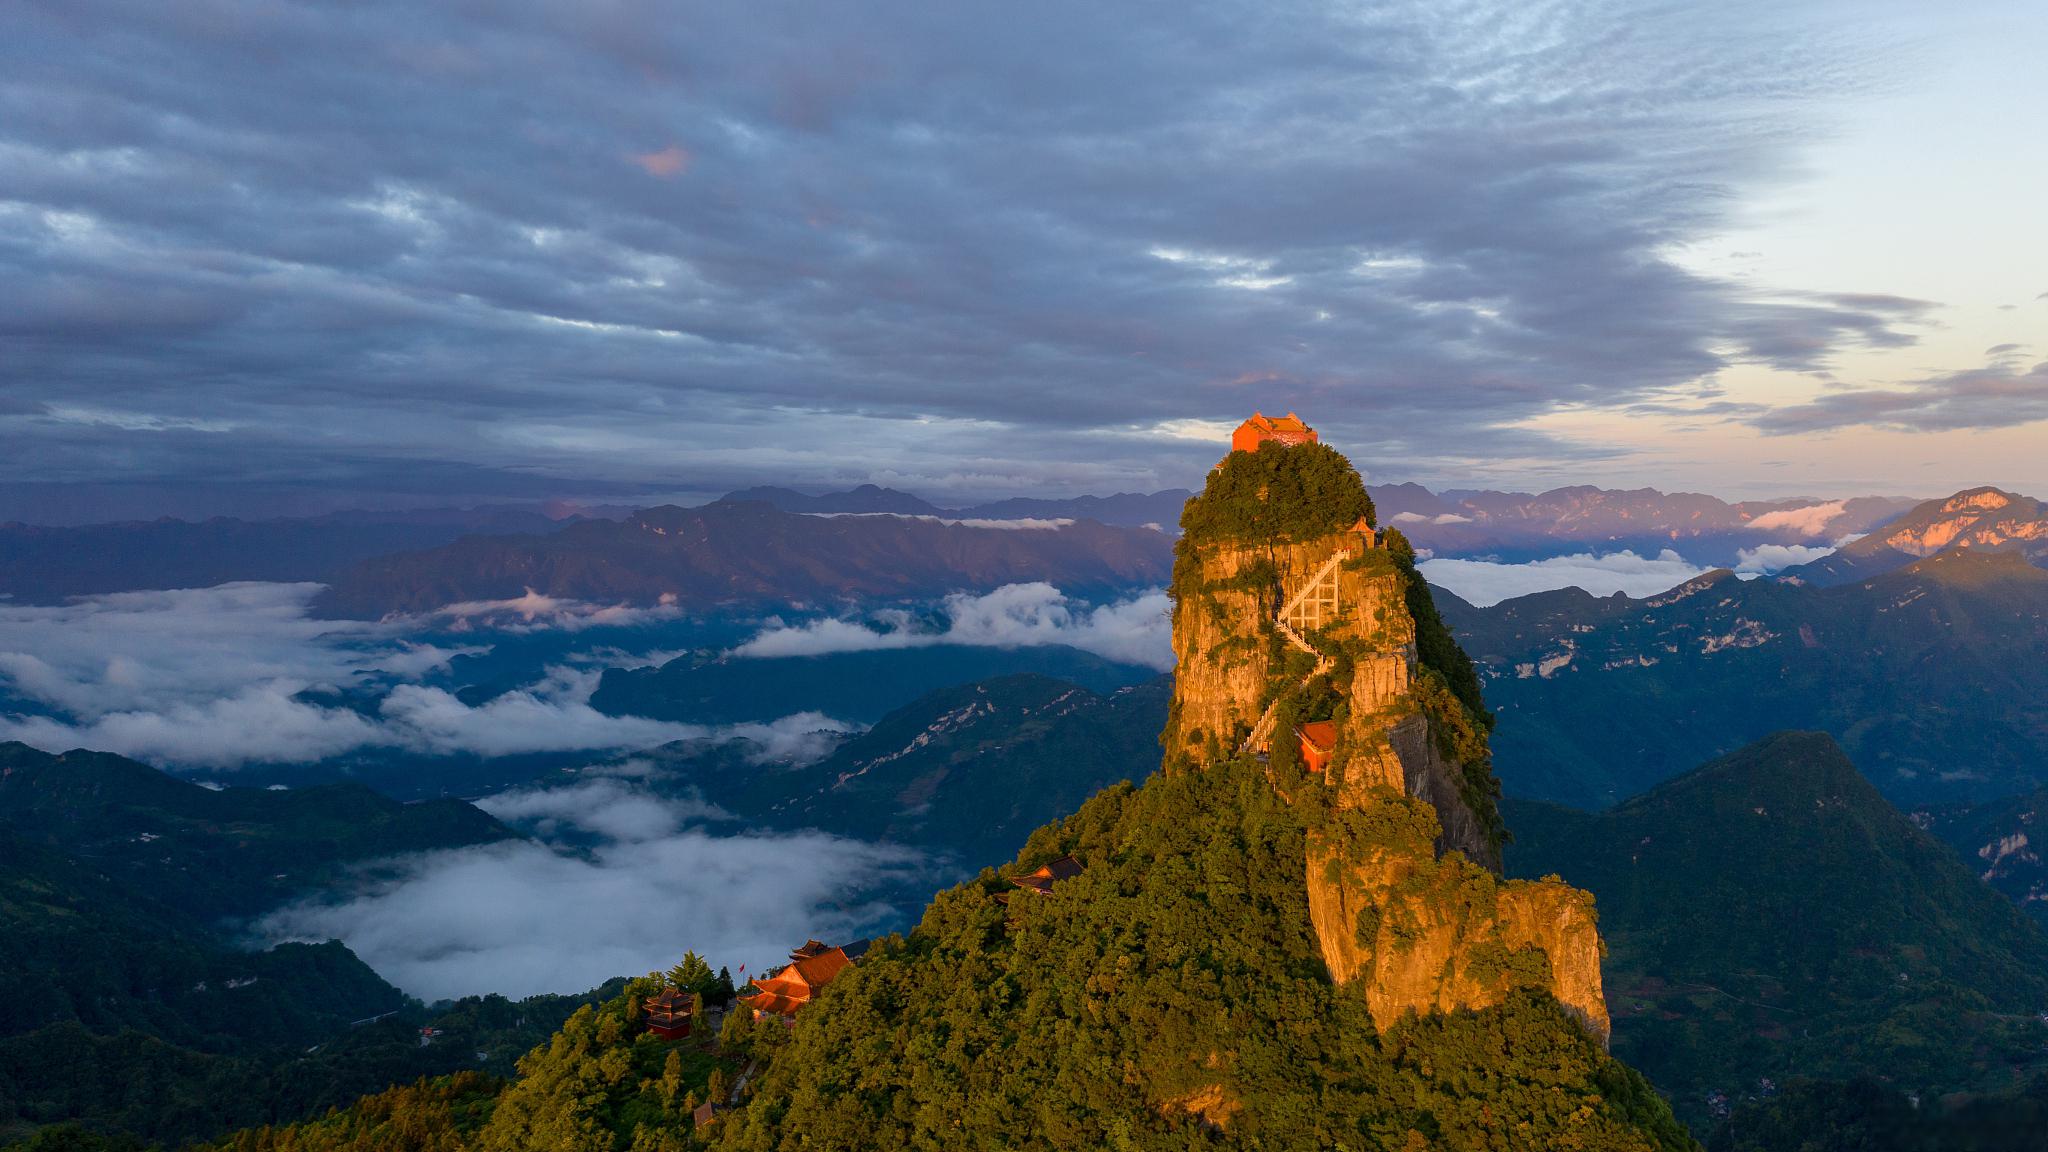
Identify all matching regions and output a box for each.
[1295,720,1338,774]
[643,987,694,1040]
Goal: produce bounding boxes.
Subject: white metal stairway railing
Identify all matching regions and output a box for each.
[1238,549,1348,755]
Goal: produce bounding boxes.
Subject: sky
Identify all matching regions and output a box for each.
[3,0,2043,518]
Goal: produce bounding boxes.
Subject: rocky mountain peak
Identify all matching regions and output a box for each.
[1881,486,2047,557]
[1945,486,2016,513]
[1163,438,1610,1039]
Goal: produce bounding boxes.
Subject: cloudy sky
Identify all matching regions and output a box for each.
[4,0,2043,516]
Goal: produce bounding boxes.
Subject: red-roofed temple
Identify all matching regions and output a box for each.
[738,939,871,1022]
[1230,411,1317,454]
[644,987,694,1040]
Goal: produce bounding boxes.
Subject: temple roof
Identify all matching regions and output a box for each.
[790,948,855,986]
[1011,854,1084,896]
[739,990,807,1017]
[645,987,692,1011]
[742,937,872,1010]
[1251,411,1310,434]
[1297,720,1338,755]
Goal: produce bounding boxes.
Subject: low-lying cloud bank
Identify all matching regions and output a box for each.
[1734,543,1837,573]
[1419,550,1712,607]
[732,582,1172,671]
[0,582,844,768]
[800,513,1075,531]
[1745,500,1846,536]
[257,781,919,1001]
[1421,540,1842,607]
[424,590,687,633]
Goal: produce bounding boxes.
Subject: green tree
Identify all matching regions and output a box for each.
[659,1049,686,1109]
[716,1007,754,1056]
[705,1068,729,1108]
[667,952,716,996]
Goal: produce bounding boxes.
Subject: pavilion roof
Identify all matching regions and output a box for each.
[791,948,855,987]
[739,990,807,1017]
[1011,854,1084,896]
[645,987,691,1011]
[1296,720,1338,755]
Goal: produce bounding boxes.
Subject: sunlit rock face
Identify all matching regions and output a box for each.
[1881,487,2048,557]
[1164,526,1494,863]
[1164,448,1609,1040]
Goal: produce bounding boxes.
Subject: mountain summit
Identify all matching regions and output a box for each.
[1786,485,2048,586]
[1164,438,1610,1038]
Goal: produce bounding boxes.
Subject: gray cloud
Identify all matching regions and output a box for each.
[0,0,1929,504]
[1755,358,2048,435]
[257,781,920,1000]
[732,582,1173,670]
[1419,549,1710,606]
[0,582,851,767]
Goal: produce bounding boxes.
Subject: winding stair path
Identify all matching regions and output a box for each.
[1239,548,1349,755]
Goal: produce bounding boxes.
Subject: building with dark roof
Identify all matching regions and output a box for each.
[1009,855,1084,897]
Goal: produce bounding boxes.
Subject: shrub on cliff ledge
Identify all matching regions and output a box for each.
[1180,441,1375,545]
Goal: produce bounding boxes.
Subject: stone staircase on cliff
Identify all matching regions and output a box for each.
[1239,548,1349,755]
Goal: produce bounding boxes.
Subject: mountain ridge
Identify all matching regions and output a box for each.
[1505,731,2048,1132]
[311,501,1174,619]
[1442,538,2048,807]
[1784,486,2048,587]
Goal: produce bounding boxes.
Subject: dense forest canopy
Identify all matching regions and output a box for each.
[711,754,1689,1151]
[1178,442,1376,545]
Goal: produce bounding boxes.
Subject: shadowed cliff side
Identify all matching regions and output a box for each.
[1165,440,1609,1040]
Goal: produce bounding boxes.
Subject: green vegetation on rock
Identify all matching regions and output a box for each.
[1178,441,1375,546]
[713,755,1689,1151]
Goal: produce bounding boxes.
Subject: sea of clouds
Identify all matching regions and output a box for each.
[730,582,1173,671]
[1416,540,1843,608]
[0,579,1163,1001]
[256,774,922,1000]
[0,583,844,769]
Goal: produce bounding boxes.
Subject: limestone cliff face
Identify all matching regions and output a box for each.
[1167,499,1609,1041]
[1306,809,1609,1039]
[1164,529,1495,866]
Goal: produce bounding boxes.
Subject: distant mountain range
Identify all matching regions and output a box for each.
[310,500,1175,618]
[0,481,1928,607]
[590,643,1157,726]
[720,483,1195,529]
[0,743,512,924]
[1377,483,1915,566]
[1441,507,2048,807]
[0,507,572,604]
[723,481,1918,565]
[1506,732,2048,1134]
